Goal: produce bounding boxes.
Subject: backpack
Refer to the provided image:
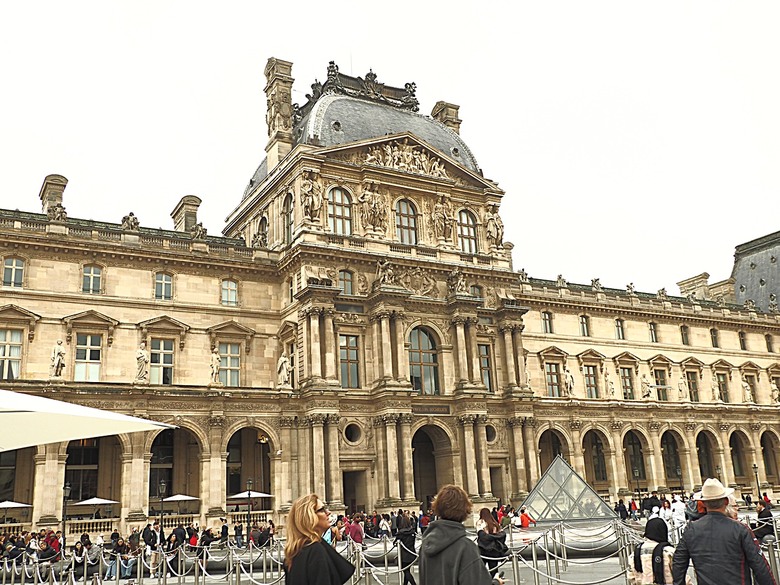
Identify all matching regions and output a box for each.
[189,534,198,546]
[684,498,706,521]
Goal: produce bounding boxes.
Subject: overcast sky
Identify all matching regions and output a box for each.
[1,2,778,295]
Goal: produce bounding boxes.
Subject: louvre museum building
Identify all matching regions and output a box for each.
[3,57,780,534]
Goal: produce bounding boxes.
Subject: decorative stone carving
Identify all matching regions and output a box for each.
[719,423,730,432]
[430,194,455,241]
[306,413,327,426]
[208,415,225,427]
[484,204,504,248]
[569,420,581,430]
[556,275,567,288]
[610,420,623,431]
[457,414,477,426]
[135,342,150,383]
[399,267,438,297]
[190,222,207,240]
[364,139,448,179]
[399,413,414,425]
[357,179,387,233]
[626,283,637,296]
[750,422,761,432]
[657,288,668,299]
[447,267,468,295]
[357,274,369,295]
[121,212,140,231]
[742,376,754,403]
[47,203,67,222]
[591,278,603,292]
[50,339,66,378]
[684,422,696,432]
[375,258,399,287]
[209,347,222,385]
[518,268,529,284]
[278,416,296,428]
[744,299,756,311]
[648,421,661,431]
[277,351,292,388]
[301,170,323,223]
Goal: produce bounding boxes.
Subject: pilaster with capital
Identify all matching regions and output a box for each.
[683,423,701,487]
[452,316,468,384]
[474,415,492,496]
[500,324,518,388]
[749,423,767,486]
[648,422,664,490]
[308,414,327,495]
[325,414,344,507]
[296,417,312,497]
[120,433,149,522]
[467,317,482,386]
[507,418,527,495]
[32,446,67,526]
[512,324,527,387]
[522,417,540,485]
[384,414,402,501]
[299,309,310,380]
[398,414,416,501]
[323,309,338,381]
[372,416,388,501]
[393,312,409,383]
[717,423,734,486]
[458,414,480,496]
[609,421,627,492]
[568,420,586,479]
[309,308,323,381]
[278,416,295,508]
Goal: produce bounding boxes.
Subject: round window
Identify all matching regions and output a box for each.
[485,424,497,443]
[344,423,362,443]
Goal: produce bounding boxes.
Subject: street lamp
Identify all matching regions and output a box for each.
[246,478,253,531]
[676,465,683,494]
[158,479,167,530]
[753,463,761,502]
[62,483,71,560]
[633,467,640,497]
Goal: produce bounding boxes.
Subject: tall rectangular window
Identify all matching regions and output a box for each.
[620,367,634,399]
[150,339,174,385]
[579,315,590,337]
[0,451,16,501]
[155,273,173,300]
[288,342,296,387]
[3,258,24,288]
[545,362,561,397]
[767,335,774,353]
[219,342,240,387]
[0,329,22,381]
[717,372,729,403]
[221,279,238,307]
[745,374,757,400]
[680,325,690,346]
[541,311,554,334]
[615,319,625,340]
[583,364,598,398]
[710,328,719,348]
[654,369,668,401]
[339,335,360,389]
[739,331,748,351]
[478,344,493,392]
[686,371,699,402]
[75,334,102,382]
[649,322,658,343]
[82,265,102,294]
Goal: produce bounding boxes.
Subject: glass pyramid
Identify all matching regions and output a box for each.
[521,455,617,523]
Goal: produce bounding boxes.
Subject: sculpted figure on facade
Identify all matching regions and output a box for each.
[357,180,387,232]
[640,374,652,400]
[431,194,454,241]
[300,170,323,223]
[209,347,222,385]
[190,222,207,239]
[742,376,753,403]
[50,339,66,378]
[357,273,369,295]
[677,376,689,401]
[771,380,780,404]
[657,288,668,300]
[121,212,140,231]
[711,376,721,401]
[604,369,616,398]
[375,258,397,286]
[591,278,603,292]
[447,267,468,295]
[277,351,292,388]
[47,203,67,222]
[484,204,504,248]
[400,266,438,297]
[135,342,150,382]
[563,366,575,396]
[518,268,529,283]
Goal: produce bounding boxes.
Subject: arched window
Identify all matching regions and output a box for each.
[328,188,352,236]
[221,279,238,307]
[3,257,25,288]
[155,272,173,300]
[395,199,417,244]
[457,210,478,254]
[338,270,353,295]
[65,439,99,501]
[82,264,102,294]
[409,328,440,395]
[282,194,294,245]
[149,430,174,496]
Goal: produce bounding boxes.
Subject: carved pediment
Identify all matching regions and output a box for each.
[277,320,298,340]
[711,358,735,371]
[680,357,705,370]
[138,315,190,349]
[739,361,763,379]
[538,346,569,361]
[576,349,606,369]
[612,351,640,364]
[63,310,119,346]
[207,321,256,353]
[0,305,41,341]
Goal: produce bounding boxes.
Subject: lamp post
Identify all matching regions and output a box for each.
[753,463,761,502]
[158,479,167,530]
[246,479,253,531]
[62,483,71,560]
[676,465,683,494]
[633,467,640,497]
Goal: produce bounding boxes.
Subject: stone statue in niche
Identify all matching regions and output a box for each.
[640,374,652,399]
[677,376,689,401]
[357,273,369,295]
[771,380,779,403]
[447,267,468,295]
[209,347,222,385]
[301,170,323,222]
[121,212,140,231]
[277,351,292,388]
[563,366,575,396]
[357,180,387,232]
[742,376,753,403]
[711,376,721,402]
[604,369,616,398]
[431,194,454,241]
[135,342,150,382]
[50,339,66,378]
[484,204,504,248]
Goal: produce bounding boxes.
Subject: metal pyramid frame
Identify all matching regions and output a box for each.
[521,455,617,523]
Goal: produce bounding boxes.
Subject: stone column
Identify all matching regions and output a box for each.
[121,433,149,522]
[458,415,480,496]
[684,424,702,488]
[309,309,322,381]
[379,312,393,380]
[474,415,493,497]
[296,418,311,497]
[468,318,482,385]
[508,418,527,495]
[279,417,294,509]
[648,423,664,490]
[32,446,66,526]
[500,324,518,388]
[523,418,539,485]
[569,421,586,478]
[323,309,337,381]
[384,414,401,501]
[718,423,734,487]
[451,317,468,384]
[513,324,528,387]
[326,415,344,507]
[372,417,388,502]
[610,422,628,492]
[310,415,327,495]
[299,309,310,380]
[750,423,768,486]
[398,414,416,501]
[371,314,382,383]
[393,312,409,383]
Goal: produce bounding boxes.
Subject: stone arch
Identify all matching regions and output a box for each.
[581,428,611,491]
[144,420,208,455]
[411,422,455,509]
[660,429,686,490]
[695,428,719,480]
[220,420,279,454]
[223,423,276,509]
[537,425,572,474]
[404,318,447,346]
[761,430,780,485]
[729,429,752,484]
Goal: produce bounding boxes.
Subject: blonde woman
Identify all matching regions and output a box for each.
[284,494,354,585]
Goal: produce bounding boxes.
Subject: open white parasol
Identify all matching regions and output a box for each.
[0,500,31,524]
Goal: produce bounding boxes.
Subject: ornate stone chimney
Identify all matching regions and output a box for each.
[38,174,68,216]
[170,195,202,232]
[264,57,295,172]
[431,101,462,134]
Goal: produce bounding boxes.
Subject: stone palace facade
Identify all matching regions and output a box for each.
[3,58,780,533]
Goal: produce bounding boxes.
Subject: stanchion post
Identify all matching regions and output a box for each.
[560,522,568,571]
[396,539,403,585]
[766,536,779,581]
[531,536,541,585]
[552,525,560,582]
[543,532,553,585]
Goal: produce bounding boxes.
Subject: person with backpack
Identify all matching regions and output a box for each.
[419,511,431,535]
[632,518,678,585]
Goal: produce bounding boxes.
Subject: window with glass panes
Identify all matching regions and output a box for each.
[395,199,417,244]
[680,325,690,346]
[545,362,561,397]
[65,439,99,501]
[686,371,699,402]
[409,328,439,395]
[150,339,174,385]
[767,335,774,353]
[328,188,352,236]
[579,315,590,337]
[542,311,554,334]
[82,265,102,294]
[149,429,173,497]
[649,322,658,343]
[0,451,15,501]
[583,364,598,398]
[590,434,608,481]
[218,343,240,387]
[620,367,634,399]
[221,279,238,307]
[3,258,24,288]
[75,334,102,381]
[745,374,757,399]
[155,273,173,300]
[615,319,625,340]
[338,271,353,295]
[478,344,493,392]
[710,328,719,348]
[339,335,360,389]
[717,372,729,402]
[0,329,22,381]
[457,210,477,254]
[654,369,668,401]
[739,331,748,351]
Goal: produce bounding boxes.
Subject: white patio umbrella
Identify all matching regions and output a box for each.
[0,500,31,524]
[228,491,273,499]
[162,494,199,514]
[72,496,119,519]
[0,389,174,451]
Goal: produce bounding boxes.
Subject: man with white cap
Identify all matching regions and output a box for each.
[672,478,776,585]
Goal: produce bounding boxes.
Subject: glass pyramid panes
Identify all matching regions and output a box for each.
[521,455,617,523]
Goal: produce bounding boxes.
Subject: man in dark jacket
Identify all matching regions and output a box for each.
[672,478,776,585]
[642,491,661,519]
[752,500,775,542]
[419,484,503,585]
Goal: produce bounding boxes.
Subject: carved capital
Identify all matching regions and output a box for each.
[457,414,477,426]
[307,413,327,426]
[208,415,225,427]
[506,417,523,428]
[684,422,696,432]
[649,421,661,432]
[523,417,536,428]
[278,416,296,428]
[569,420,582,431]
[399,413,414,425]
[610,420,623,431]
[719,423,730,432]
[451,315,467,326]
[475,414,489,425]
[750,422,761,432]
[391,311,406,323]
[382,413,400,424]
[372,416,385,428]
